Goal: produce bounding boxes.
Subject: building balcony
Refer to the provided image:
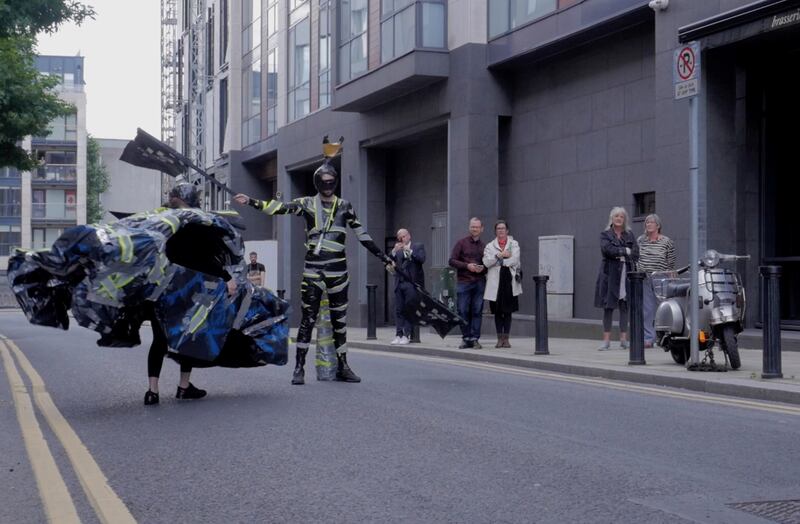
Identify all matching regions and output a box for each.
[33,165,78,185]
[31,203,77,222]
[487,0,651,69]
[332,49,449,112]
[0,204,22,218]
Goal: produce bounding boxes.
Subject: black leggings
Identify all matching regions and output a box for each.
[494,312,512,335]
[602,300,628,333]
[148,316,191,378]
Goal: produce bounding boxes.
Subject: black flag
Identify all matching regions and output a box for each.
[394,267,465,338]
[119,128,192,177]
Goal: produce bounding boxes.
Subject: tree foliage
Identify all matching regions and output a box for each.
[0,0,94,170]
[86,135,109,223]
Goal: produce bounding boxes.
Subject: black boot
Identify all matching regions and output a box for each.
[335,353,361,383]
[292,347,308,385]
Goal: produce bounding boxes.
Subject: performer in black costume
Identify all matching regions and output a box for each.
[234,141,392,385]
[144,183,238,405]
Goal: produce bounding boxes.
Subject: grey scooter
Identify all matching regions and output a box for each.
[652,250,749,369]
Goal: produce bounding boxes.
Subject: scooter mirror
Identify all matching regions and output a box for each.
[701,249,720,268]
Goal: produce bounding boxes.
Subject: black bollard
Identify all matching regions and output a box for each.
[533,275,549,355]
[627,271,646,365]
[411,324,421,343]
[277,289,286,300]
[366,284,377,340]
[760,266,783,379]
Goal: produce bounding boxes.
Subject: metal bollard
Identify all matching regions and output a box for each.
[411,324,421,343]
[627,271,646,365]
[533,275,549,355]
[277,289,286,300]
[760,266,783,379]
[366,284,377,340]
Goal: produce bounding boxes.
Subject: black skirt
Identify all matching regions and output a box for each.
[489,266,519,315]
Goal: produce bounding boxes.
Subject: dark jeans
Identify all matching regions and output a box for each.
[457,279,485,342]
[394,282,417,337]
[602,300,628,333]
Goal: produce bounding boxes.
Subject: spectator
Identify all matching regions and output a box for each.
[594,207,639,351]
[246,251,265,287]
[449,218,486,349]
[637,214,675,348]
[483,220,522,348]
[390,228,426,345]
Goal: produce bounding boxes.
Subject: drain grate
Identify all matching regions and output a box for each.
[728,500,800,523]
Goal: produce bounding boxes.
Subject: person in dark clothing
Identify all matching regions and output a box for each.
[390,228,426,345]
[247,252,266,286]
[449,218,487,349]
[593,206,639,351]
[233,147,393,385]
[144,183,238,405]
[483,220,522,348]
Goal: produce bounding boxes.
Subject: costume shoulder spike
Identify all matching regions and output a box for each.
[322,135,344,159]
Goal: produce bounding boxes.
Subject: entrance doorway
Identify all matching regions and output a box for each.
[762,47,800,326]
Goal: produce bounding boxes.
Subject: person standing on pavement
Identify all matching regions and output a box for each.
[594,207,639,351]
[246,252,266,287]
[449,218,487,349]
[637,214,675,348]
[390,228,426,345]
[483,220,522,348]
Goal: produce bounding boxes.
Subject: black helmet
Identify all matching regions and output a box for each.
[313,162,338,194]
[168,182,201,208]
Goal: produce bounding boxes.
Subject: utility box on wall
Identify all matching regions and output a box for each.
[538,235,574,318]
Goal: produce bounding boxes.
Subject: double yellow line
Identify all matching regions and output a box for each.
[355,348,800,417]
[0,336,136,523]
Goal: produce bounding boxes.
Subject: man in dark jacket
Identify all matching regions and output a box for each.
[390,228,426,345]
[449,218,486,349]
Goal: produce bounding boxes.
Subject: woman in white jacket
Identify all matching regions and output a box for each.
[483,220,522,348]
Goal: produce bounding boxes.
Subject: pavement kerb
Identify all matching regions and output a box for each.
[348,340,800,406]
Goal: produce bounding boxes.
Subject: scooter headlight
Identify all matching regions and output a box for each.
[701,249,720,268]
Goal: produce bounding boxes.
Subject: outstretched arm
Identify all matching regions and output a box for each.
[344,203,392,264]
[233,193,304,216]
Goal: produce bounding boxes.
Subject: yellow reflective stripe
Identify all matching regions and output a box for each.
[188,305,210,334]
[302,272,322,279]
[264,200,283,215]
[117,235,133,263]
[112,274,135,288]
[159,216,178,234]
[317,336,335,345]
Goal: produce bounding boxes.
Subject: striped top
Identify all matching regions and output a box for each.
[636,234,676,273]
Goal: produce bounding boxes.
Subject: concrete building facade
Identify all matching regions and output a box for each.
[167,0,800,333]
[97,138,163,221]
[0,55,87,270]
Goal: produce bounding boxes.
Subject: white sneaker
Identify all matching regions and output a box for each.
[397,336,410,345]
[390,336,402,345]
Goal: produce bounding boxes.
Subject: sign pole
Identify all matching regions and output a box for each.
[689,93,699,367]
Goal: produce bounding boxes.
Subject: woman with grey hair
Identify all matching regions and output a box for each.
[637,213,676,347]
[594,207,639,350]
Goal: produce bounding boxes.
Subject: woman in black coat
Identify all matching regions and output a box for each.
[594,207,639,351]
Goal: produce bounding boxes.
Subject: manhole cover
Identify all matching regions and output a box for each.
[728,500,800,523]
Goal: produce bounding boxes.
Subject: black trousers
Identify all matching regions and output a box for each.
[296,271,349,354]
[147,312,191,378]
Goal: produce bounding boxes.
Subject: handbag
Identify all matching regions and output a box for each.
[515,267,523,283]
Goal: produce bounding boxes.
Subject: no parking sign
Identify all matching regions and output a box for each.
[674,41,700,100]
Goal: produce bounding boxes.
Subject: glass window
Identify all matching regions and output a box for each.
[318,2,331,109]
[0,226,21,256]
[288,17,310,121]
[489,0,556,39]
[422,2,445,47]
[220,0,229,64]
[241,54,262,145]
[242,0,261,57]
[266,46,278,136]
[0,188,21,217]
[338,0,369,82]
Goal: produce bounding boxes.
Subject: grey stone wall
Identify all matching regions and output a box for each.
[504,22,656,319]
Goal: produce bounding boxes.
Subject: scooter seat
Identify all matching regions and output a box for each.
[665,282,690,298]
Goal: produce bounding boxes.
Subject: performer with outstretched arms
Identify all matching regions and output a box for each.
[233,138,393,385]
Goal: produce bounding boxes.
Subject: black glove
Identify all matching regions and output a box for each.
[248,198,262,210]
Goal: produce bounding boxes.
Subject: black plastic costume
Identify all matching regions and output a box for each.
[8,206,289,369]
[250,193,390,353]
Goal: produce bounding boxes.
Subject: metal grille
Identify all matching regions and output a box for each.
[728,500,800,523]
[431,212,448,268]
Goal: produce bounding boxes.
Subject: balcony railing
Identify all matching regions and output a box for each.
[0,203,22,217]
[34,165,77,183]
[0,243,20,256]
[32,203,77,220]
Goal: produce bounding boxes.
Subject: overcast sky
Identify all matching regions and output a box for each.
[37,0,161,140]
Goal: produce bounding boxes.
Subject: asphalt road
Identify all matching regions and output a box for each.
[1,311,799,524]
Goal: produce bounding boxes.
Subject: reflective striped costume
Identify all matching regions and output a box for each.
[254,194,389,354]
